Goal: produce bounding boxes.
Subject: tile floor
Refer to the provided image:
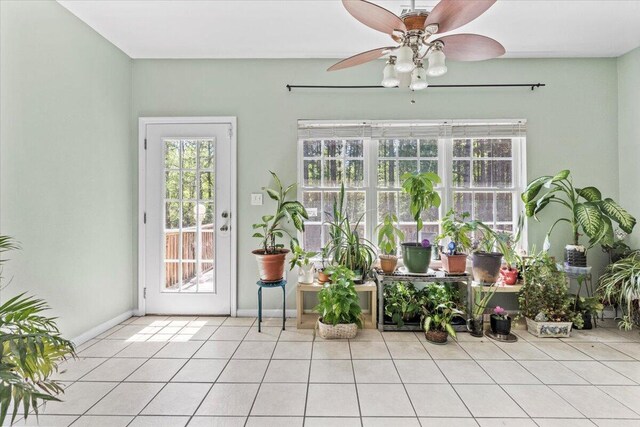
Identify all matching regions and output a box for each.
[10,316,640,426]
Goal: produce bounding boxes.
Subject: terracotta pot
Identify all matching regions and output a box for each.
[317,269,330,283]
[379,255,398,274]
[441,253,467,273]
[425,329,448,344]
[252,249,289,282]
[500,267,518,285]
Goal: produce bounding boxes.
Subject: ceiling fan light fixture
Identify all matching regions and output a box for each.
[394,45,416,73]
[381,57,400,88]
[427,47,448,77]
[409,62,428,91]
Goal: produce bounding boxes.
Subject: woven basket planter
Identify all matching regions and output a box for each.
[317,318,358,339]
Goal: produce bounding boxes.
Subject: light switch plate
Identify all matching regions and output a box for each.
[251,193,263,206]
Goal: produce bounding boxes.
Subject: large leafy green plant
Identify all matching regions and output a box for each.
[400,171,441,242]
[376,214,405,256]
[423,301,463,339]
[522,170,636,249]
[436,209,473,253]
[598,251,640,330]
[315,266,362,327]
[252,171,309,254]
[0,237,76,425]
[383,282,421,327]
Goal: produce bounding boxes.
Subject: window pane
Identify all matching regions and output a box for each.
[419,160,437,174]
[492,139,512,157]
[323,191,339,222]
[421,224,439,241]
[166,171,179,199]
[198,140,215,169]
[165,202,180,229]
[378,140,397,157]
[398,193,413,222]
[496,193,513,222]
[399,160,418,180]
[473,160,491,187]
[202,202,215,226]
[397,139,417,157]
[420,139,438,157]
[378,160,397,187]
[474,193,494,223]
[303,191,321,221]
[345,140,364,157]
[453,192,472,216]
[323,140,343,157]
[377,191,398,222]
[345,192,366,224]
[452,160,470,187]
[165,262,179,290]
[473,139,492,158]
[182,202,196,228]
[344,159,364,187]
[303,140,321,157]
[182,140,197,169]
[165,140,180,169]
[199,172,214,200]
[492,160,513,187]
[453,139,471,157]
[399,224,417,244]
[323,159,343,187]
[303,160,321,186]
[182,171,196,199]
[303,224,322,253]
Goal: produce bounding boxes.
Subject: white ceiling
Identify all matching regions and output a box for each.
[58,0,640,59]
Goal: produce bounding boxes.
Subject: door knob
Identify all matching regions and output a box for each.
[221,211,229,219]
[220,224,229,232]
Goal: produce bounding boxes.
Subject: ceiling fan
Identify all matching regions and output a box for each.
[328,0,505,90]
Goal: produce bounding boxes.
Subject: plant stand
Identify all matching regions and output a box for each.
[257,279,286,333]
[559,264,597,327]
[296,281,377,329]
[375,270,472,332]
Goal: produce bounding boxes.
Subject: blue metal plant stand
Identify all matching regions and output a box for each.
[256,279,286,332]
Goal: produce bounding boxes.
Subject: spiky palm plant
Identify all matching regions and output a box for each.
[0,237,75,425]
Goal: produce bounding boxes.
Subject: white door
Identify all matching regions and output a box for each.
[144,122,233,314]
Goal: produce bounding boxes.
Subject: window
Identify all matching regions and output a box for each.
[298,121,526,253]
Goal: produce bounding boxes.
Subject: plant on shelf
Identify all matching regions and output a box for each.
[467,283,499,337]
[383,282,421,327]
[400,171,442,273]
[376,213,405,274]
[423,301,464,344]
[0,236,76,425]
[289,239,318,284]
[252,171,309,281]
[522,169,636,267]
[317,245,331,283]
[496,215,525,285]
[490,306,512,336]
[518,251,582,337]
[436,209,473,274]
[315,265,362,339]
[598,251,640,330]
[467,220,506,284]
[324,184,376,282]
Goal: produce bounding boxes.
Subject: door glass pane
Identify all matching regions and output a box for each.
[163,138,216,293]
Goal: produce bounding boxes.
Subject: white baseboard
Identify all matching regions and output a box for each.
[236,309,297,318]
[71,310,133,346]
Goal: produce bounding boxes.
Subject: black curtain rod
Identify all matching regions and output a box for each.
[286,83,545,91]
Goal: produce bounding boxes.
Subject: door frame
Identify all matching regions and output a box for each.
[137,117,238,316]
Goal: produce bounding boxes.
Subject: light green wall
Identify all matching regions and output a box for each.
[132,57,620,310]
[0,1,134,338]
[618,47,640,248]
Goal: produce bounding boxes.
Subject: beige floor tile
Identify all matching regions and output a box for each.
[603,361,640,383]
[394,360,447,383]
[126,358,187,382]
[278,328,314,342]
[244,327,281,341]
[419,418,479,427]
[478,360,541,384]
[475,419,537,427]
[423,341,471,359]
[532,341,593,360]
[80,357,146,382]
[386,341,430,359]
[172,358,228,382]
[502,384,583,417]
[210,327,250,341]
[223,317,256,326]
[218,359,269,383]
[70,415,133,426]
[245,417,303,427]
[599,385,640,412]
[9,415,78,426]
[551,385,639,418]
[569,342,633,360]
[78,340,131,358]
[353,359,401,383]
[305,417,361,427]
[250,383,307,416]
[436,360,494,384]
[312,341,351,359]
[129,316,169,325]
[176,325,217,341]
[187,417,246,427]
[592,421,640,427]
[193,316,228,326]
[382,332,419,342]
[232,341,276,359]
[534,419,596,427]
[350,342,391,359]
[349,329,384,341]
[454,384,527,418]
[406,384,471,417]
[309,359,354,383]
[263,359,310,383]
[196,383,260,416]
[87,382,163,415]
[605,342,640,360]
[193,341,240,359]
[104,325,151,340]
[129,416,190,427]
[305,383,360,416]
[494,341,551,360]
[357,384,415,416]
[362,418,421,427]
[142,383,211,415]
[52,357,106,381]
[518,361,589,385]
[561,361,635,385]
[458,340,510,360]
[272,341,312,359]
[96,325,125,339]
[40,382,116,415]
[114,341,166,358]
[153,341,203,358]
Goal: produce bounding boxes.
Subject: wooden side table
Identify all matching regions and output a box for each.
[296,281,377,329]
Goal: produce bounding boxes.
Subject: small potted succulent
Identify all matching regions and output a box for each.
[315,265,363,339]
[376,214,405,274]
[490,306,512,336]
[436,209,472,274]
[400,171,442,273]
[423,301,463,344]
[289,239,318,284]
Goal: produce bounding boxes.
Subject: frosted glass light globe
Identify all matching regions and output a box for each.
[427,49,448,77]
[409,64,428,91]
[381,62,399,88]
[394,46,416,73]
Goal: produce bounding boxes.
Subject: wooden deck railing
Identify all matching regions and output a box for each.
[165,223,214,288]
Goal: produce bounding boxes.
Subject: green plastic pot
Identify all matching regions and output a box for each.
[401,243,432,273]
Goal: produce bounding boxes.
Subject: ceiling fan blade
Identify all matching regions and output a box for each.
[327,46,396,71]
[425,0,496,34]
[342,0,406,35]
[434,34,505,61]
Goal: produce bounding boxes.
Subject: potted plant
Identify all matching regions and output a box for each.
[376,213,405,274]
[289,239,318,284]
[315,265,363,339]
[383,282,421,327]
[490,306,512,336]
[325,184,376,283]
[423,301,464,344]
[573,295,603,330]
[469,221,504,284]
[467,284,498,337]
[517,251,581,337]
[522,170,636,267]
[598,251,640,330]
[436,209,472,273]
[317,246,331,283]
[400,171,442,273]
[252,171,309,281]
